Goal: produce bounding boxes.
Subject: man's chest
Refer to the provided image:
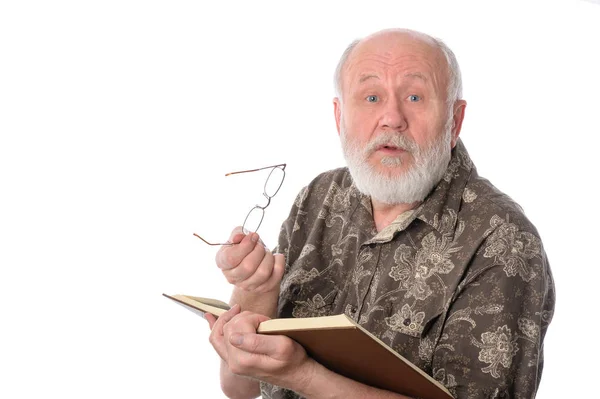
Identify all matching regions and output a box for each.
[279,216,477,372]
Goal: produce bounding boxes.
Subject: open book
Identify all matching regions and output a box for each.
[163,293,453,399]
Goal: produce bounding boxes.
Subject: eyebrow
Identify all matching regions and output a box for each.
[404,72,428,82]
[358,72,428,84]
[359,74,380,84]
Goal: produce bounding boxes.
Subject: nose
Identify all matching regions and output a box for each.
[379,95,407,131]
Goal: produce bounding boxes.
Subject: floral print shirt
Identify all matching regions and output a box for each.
[260,140,555,399]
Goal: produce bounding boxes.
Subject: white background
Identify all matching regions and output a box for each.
[1,0,599,397]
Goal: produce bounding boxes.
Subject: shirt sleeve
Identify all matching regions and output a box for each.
[273,186,309,272]
[431,222,555,398]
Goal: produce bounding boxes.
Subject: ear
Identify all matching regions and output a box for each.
[333,97,342,136]
[450,100,467,148]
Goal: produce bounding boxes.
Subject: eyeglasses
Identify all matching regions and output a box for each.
[193,163,286,246]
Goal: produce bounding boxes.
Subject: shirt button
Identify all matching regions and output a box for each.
[350,305,358,314]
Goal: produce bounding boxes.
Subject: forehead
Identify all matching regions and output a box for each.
[343,35,448,93]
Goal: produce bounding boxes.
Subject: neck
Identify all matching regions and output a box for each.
[371,198,421,232]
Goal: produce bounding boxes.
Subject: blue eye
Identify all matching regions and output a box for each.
[408,95,421,102]
[366,95,379,103]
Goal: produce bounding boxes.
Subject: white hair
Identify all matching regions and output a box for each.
[333,39,360,100]
[340,122,453,205]
[333,29,463,108]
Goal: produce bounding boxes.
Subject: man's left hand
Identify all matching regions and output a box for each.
[215,310,317,391]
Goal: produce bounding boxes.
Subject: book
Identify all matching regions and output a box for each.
[163,293,453,399]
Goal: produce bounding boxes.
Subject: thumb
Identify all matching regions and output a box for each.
[228,226,246,244]
[229,333,288,358]
[272,253,286,285]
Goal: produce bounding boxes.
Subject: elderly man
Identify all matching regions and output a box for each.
[205,29,554,399]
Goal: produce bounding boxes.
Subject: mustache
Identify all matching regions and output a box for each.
[363,132,418,155]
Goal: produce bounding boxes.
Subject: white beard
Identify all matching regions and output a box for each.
[340,125,453,205]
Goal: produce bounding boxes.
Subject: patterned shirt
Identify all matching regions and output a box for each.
[260,140,555,399]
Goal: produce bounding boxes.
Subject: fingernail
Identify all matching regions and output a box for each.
[251,233,258,243]
[230,333,243,346]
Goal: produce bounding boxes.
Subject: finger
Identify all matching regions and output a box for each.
[225,311,270,332]
[214,226,246,270]
[238,250,274,291]
[212,304,241,334]
[216,231,260,271]
[223,312,271,343]
[208,304,241,361]
[230,233,245,244]
[229,333,295,360]
[254,253,286,293]
[228,226,246,244]
[214,226,245,267]
[222,238,266,283]
[205,313,218,330]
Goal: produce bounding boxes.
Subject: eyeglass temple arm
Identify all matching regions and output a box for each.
[193,233,233,246]
[225,163,286,177]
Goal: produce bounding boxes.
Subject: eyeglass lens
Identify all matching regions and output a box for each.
[242,165,285,234]
[242,206,265,234]
[264,166,285,198]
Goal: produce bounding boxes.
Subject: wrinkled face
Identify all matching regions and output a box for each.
[334,33,463,204]
[336,34,452,176]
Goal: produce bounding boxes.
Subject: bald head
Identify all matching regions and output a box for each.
[334,29,462,107]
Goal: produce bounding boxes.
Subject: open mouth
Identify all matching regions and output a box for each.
[378,144,405,152]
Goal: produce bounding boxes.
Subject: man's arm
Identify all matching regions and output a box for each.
[296,360,414,399]
[430,228,554,398]
[209,186,304,398]
[209,229,285,398]
[215,228,285,316]
[229,285,279,318]
[216,285,280,399]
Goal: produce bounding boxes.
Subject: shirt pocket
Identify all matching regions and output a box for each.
[383,299,444,339]
[376,299,445,371]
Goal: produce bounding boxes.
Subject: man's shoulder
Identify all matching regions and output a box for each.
[463,173,542,239]
[308,166,352,188]
[292,167,355,207]
[458,173,553,309]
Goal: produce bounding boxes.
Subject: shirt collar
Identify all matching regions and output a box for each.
[415,139,474,235]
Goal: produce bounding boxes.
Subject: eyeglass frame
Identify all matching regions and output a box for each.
[193,163,286,246]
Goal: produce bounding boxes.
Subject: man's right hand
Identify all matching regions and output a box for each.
[215,227,286,294]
